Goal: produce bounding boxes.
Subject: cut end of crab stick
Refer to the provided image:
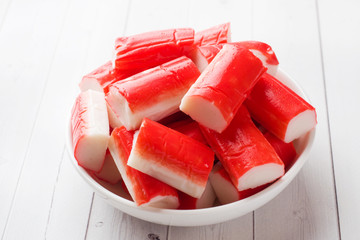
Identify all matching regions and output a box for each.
[79,61,129,93]
[200,105,284,191]
[263,131,297,170]
[180,44,266,133]
[178,181,216,209]
[127,118,214,198]
[71,90,109,172]
[106,103,123,129]
[285,109,317,143]
[210,162,269,204]
[188,45,223,72]
[246,73,317,143]
[109,127,179,208]
[234,41,279,76]
[94,151,122,184]
[194,22,231,46]
[106,56,200,130]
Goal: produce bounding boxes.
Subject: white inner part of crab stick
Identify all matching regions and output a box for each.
[237,163,283,191]
[75,91,109,171]
[210,170,239,205]
[180,95,227,133]
[107,89,181,130]
[79,77,103,92]
[141,195,179,208]
[285,109,317,143]
[128,132,205,198]
[249,49,278,76]
[192,50,210,73]
[106,103,123,129]
[196,181,216,209]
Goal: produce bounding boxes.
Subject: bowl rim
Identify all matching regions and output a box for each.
[66,68,316,223]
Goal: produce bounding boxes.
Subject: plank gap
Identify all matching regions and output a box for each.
[44,146,66,239]
[314,0,342,239]
[84,193,96,240]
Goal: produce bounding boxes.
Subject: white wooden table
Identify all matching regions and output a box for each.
[1,0,359,239]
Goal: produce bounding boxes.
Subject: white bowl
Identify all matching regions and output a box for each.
[66,68,316,227]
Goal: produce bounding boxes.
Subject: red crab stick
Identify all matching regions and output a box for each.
[180,44,266,133]
[178,181,216,209]
[108,127,179,208]
[264,132,297,170]
[167,119,207,145]
[235,41,279,75]
[127,118,214,198]
[210,162,269,204]
[245,73,317,143]
[200,105,285,191]
[71,90,109,172]
[94,151,122,184]
[106,56,200,131]
[113,28,194,73]
[193,22,231,46]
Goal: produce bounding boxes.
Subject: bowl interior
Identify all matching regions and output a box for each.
[66,68,316,226]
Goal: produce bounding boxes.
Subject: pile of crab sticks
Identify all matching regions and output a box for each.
[71,23,317,209]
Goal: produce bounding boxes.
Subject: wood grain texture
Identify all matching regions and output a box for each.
[252,0,339,239]
[317,0,360,239]
[0,0,70,238]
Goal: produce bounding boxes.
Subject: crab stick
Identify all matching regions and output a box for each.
[113,28,194,73]
[94,151,122,184]
[245,73,317,143]
[210,162,269,204]
[167,119,207,145]
[180,44,266,133]
[264,131,297,170]
[106,56,200,131]
[189,44,223,72]
[200,105,284,191]
[71,90,109,172]
[193,22,231,46]
[79,61,130,93]
[235,41,279,76]
[178,181,216,209]
[108,127,179,208]
[127,118,214,198]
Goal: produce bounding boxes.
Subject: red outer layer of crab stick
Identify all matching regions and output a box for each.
[178,181,216,209]
[245,73,317,143]
[193,22,231,46]
[127,118,214,198]
[94,151,122,184]
[106,56,200,131]
[113,28,194,73]
[180,44,266,133]
[200,105,285,191]
[234,41,279,75]
[71,90,109,172]
[263,131,297,170]
[167,119,207,145]
[108,127,179,208]
[210,162,269,204]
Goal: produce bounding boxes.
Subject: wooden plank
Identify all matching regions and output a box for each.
[252,0,339,239]
[0,0,70,237]
[0,0,127,239]
[0,0,12,30]
[317,0,360,238]
[86,195,168,240]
